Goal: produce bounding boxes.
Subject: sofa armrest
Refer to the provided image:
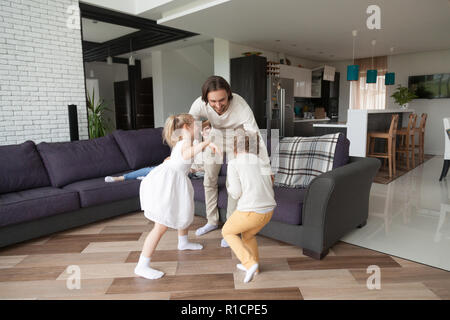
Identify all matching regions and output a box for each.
[301,156,381,258]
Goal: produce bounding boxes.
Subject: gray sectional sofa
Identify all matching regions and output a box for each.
[0,128,380,259]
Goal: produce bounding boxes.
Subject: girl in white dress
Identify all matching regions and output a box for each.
[135,113,220,280]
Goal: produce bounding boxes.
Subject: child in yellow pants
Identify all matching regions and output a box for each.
[222,131,276,283]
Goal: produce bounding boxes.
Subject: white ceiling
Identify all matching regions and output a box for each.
[81,18,139,43]
[148,0,450,61]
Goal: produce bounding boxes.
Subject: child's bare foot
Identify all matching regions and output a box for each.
[105,176,123,183]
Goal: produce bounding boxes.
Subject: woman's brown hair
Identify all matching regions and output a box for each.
[201,75,233,103]
[162,113,194,147]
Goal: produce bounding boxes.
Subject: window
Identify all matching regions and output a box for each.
[349,56,387,110]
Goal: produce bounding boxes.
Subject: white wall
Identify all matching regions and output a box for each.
[84,62,128,133]
[0,0,88,145]
[387,50,450,155]
[214,38,230,82]
[152,41,214,127]
[328,49,450,155]
[141,56,152,78]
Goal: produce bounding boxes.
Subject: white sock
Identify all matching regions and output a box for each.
[220,238,229,248]
[195,223,218,236]
[105,176,115,183]
[237,263,259,274]
[244,263,259,283]
[134,254,164,280]
[177,235,203,251]
[236,263,246,272]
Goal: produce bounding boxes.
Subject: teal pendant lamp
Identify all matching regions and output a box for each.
[385,72,395,85]
[366,39,377,84]
[347,65,359,81]
[367,70,377,83]
[347,30,359,81]
[385,47,396,85]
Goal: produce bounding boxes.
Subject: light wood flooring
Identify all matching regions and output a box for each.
[0,212,449,300]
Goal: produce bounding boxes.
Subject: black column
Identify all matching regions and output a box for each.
[68,104,79,141]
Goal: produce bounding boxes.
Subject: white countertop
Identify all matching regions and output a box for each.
[348,108,415,114]
[313,123,347,128]
[294,117,331,123]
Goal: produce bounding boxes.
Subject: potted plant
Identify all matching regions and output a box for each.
[86,89,110,139]
[391,85,417,109]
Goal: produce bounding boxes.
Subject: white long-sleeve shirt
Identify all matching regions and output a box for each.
[226,152,276,214]
[189,93,272,175]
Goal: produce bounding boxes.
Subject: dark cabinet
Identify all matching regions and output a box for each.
[321,71,340,119]
[230,55,267,129]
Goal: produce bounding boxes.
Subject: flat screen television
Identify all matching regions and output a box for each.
[408,73,450,99]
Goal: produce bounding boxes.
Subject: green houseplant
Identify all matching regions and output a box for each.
[391,84,417,109]
[86,89,110,139]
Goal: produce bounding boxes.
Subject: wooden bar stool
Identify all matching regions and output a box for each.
[414,113,427,164]
[367,114,399,178]
[396,113,418,170]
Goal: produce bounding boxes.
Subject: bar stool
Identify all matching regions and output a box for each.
[414,113,427,164]
[396,113,418,170]
[367,114,399,178]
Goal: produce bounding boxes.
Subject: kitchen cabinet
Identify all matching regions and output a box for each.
[279,64,311,98]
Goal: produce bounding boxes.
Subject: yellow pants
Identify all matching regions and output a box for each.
[222,210,274,269]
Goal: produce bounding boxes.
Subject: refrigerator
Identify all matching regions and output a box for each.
[266,76,295,139]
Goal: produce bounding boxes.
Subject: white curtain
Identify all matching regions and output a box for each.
[350,56,387,110]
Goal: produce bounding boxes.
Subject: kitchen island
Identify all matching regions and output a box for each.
[293,117,331,136]
[346,108,414,157]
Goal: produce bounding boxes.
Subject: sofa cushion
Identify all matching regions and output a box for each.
[271,186,306,225]
[63,171,141,207]
[37,134,130,187]
[112,128,171,170]
[0,187,80,227]
[0,141,50,194]
[274,133,342,189]
[190,176,228,209]
[332,133,350,169]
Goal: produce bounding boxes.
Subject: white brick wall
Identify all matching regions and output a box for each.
[0,0,88,145]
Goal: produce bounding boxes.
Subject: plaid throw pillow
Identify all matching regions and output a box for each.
[273,133,341,188]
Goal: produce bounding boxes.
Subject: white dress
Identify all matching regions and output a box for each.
[139,139,194,230]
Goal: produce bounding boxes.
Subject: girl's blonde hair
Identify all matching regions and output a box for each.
[162,113,194,147]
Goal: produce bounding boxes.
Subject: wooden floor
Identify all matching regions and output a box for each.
[0,213,449,300]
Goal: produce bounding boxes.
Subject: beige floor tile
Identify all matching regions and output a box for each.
[257,245,305,259]
[300,282,440,300]
[233,269,357,290]
[176,259,235,275]
[39,292,171,300]
[81,241,144,253]
[56,262,177,280]
[16,252,130,268]
[0,255,27,269]
[0,279,113,299]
